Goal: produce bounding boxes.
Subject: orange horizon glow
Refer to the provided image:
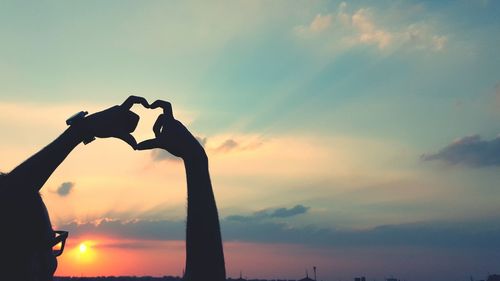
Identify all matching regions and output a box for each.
[55,236,186,277]
[55,236,335,279]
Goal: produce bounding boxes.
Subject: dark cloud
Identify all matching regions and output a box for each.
[151,136,207,161]
[223,218,500,250]
[226,205,310,222]
[57,216,500,251]
[56,182,75,197]
[422,134,500,167]
[271,205,310,218]
[59,219,185,241]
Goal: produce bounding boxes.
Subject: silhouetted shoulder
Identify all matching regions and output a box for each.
[0,172,7,191]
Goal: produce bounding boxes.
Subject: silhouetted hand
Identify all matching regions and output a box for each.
[83,96,149,149]
[136,100,205,160]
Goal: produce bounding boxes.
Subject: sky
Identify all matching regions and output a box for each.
[0,0,500,280]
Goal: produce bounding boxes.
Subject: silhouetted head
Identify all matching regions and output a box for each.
[0,173,59,281]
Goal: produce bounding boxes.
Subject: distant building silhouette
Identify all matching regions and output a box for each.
[355,276,366,281]
[487,274,500,281]
[235,270,246,281]
[298,269,315,281]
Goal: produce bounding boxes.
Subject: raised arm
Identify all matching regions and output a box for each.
[182,146,225,281]
[4,96,146,193]
[6,125,87,192]
[136,100,226,281]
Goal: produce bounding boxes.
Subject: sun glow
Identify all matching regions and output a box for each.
[79,243,88,253]
[68,239,98,265]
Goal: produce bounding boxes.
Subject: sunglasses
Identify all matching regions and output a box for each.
[50,231,69,257]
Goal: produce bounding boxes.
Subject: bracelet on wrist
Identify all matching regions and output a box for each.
[66,111,96,145]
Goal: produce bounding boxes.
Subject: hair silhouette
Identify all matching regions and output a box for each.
[0,173,57,280]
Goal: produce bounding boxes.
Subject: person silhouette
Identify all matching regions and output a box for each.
[0,96,226,281]
[136,99,226,281]
[0,96,148,281]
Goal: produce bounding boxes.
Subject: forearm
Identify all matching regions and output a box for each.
[183,153,226,281]
[6,125,84,192]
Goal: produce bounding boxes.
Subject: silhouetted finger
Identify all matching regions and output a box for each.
[153,114,167,138]
[149,100,173,119]
[116,134,138,150]
[121,95,150,109]
[136,139,160,150]
[123,110,140,133]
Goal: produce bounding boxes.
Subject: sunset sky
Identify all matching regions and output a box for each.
[1,1,500,281]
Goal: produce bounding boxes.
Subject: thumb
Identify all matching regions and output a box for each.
[116,134,138,150]
[136,139,160,151]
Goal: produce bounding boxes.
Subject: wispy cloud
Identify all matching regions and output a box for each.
[226,204,310,222]
[215,139,239,153]
[294,2,447,52]
[211,137,264,154]
[150,135,265,159]
[351,8,392,49]
[422,135,500,167]
[60,218,185,241]
[404,23,448,51]
[150,136,207,161]
[294,14,332,34]
[151,149,179,162]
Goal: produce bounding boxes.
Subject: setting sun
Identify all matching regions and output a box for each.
[66,239,98,265]
[79,243,88,253]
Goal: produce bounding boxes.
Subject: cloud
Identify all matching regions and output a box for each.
[351,8,392,49]
[295,13,332,34]
[422,135,500,167]
[60,218,185,241]
[269,205,310,218]
[294,2,447,52]
[58,216,500,251]
[211,137,264,154]
[146,133,265,159]
[226,204,310,222]
[151,149,179,162]
[151,136,207,161]
[223,218,500,250]
[432,35,448,51]
[56,182,75,197]
[404,23,448,51]
[215,139,239,153]
[310,14,332,32]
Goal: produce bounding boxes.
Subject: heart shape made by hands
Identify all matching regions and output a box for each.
[121,96,174,147]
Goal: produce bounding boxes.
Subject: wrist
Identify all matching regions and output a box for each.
[183,147,208,165]
[64,125,88,147]
[66,111,95,144]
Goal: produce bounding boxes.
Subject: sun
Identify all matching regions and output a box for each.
[79,243,88,253]
[72,240,97,263]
